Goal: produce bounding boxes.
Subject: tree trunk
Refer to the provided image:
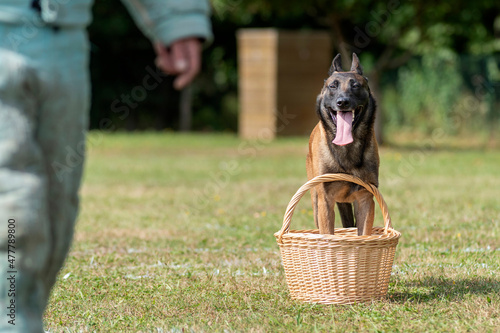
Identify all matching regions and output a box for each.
[328,14,351,69]
[368,70,384,145]
[179,85,192,132]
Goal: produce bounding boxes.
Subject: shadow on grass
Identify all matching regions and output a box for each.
[388,276,500,303]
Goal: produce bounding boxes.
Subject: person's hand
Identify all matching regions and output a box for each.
[154,38,202,90]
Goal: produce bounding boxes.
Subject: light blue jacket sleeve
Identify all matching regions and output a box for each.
[120,0,212,46]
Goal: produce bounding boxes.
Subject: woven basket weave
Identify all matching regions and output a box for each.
[274,173,401,305]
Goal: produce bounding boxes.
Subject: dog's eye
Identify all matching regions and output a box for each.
[352,83,360,89]
[329,81,338,89]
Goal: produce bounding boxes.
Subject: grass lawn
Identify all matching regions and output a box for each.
[44,132,500,332]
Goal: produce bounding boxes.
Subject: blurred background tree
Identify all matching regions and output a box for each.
[88,0,500,143]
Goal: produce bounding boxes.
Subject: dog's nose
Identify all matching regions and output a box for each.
[336,98,350,109]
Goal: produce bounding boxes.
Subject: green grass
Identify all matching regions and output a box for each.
[44,132,500,332]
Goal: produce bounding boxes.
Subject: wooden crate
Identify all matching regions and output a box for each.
[237,29,332,139]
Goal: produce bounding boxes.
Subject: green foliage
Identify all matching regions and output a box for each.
[389,53,463,132]
[88,0,500,133]
[383,53,500,135]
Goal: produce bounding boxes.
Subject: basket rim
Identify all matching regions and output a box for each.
[276,173,396,244]
[274,227,401,244]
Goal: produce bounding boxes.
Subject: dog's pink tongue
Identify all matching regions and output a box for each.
[333,111,354,146]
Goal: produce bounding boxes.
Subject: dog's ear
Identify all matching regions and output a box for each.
[350,53,363,75]
[328,54,342,75]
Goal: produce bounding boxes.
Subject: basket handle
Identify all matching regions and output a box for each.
[276,173,392,243]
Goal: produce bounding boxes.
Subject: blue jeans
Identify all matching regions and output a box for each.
[0,24,90,332]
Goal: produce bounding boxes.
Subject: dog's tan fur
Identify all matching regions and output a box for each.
[306,53,379,236]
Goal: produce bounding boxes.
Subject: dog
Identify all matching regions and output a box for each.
[306,53,379,236]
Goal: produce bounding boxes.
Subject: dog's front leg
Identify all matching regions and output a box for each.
[315,185,336,234]
[353,190,375,236]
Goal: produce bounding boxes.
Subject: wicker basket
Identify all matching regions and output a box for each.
[274,173,401,305]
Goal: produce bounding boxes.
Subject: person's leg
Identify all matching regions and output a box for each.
[33,28,90,296]
[0,26,90,332]
[0,47,51,333]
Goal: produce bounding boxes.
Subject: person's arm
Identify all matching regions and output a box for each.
[120,0,212,89]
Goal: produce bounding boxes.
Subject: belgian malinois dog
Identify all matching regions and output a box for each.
[306,53,379,236]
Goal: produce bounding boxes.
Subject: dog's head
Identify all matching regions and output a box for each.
[317,53,372,146]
